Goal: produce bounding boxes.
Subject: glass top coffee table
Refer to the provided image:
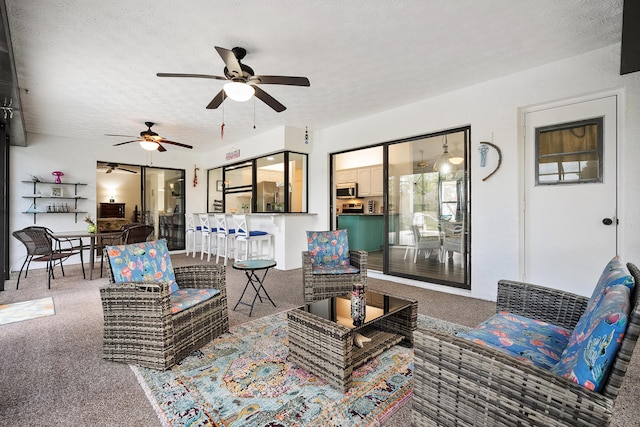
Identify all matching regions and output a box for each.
[287,289,417,391]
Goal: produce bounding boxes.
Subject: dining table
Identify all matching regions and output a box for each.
[52,230,123,280]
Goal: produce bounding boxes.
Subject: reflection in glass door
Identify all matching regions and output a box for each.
[385,128,470,289]
[143,167,186,250]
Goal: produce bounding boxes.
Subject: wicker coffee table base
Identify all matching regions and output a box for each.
[287,298,417,391]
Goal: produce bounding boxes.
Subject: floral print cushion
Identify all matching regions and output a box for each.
[170,288,220,314]
[551,284,631,392]
[457,312,571,370]
[585,256,634,314]
[306,230,352,271]
[106,239,179,293]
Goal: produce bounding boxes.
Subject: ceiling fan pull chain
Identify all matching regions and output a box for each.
[253,97,256,129]
[221,96,225,140]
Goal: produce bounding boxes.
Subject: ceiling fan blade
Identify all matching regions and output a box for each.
[157,143,167,152]
[250,75,310,86]
[215,46,243,77]
[105,133,137,138]
[156,73,227,80]
[206,90,226,109]
[117,167,138,174]
[253,86,286,112]
[160,140,193,150]
[112,140,139,146]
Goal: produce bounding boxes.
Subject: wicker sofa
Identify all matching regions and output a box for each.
[302,230,367,303]
[412,261,640,427]
[101,239,229,370]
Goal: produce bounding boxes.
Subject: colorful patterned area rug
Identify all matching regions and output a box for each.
[133,311,417,427]
[0,297,55,326]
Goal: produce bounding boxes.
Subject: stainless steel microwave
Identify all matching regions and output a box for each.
[336,182,358,198]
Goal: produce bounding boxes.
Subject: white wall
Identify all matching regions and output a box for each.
[10,44,639,302]
[9,133,206,273]
[311,43,640,301]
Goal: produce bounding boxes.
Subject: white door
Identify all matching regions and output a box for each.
[522,94,618,296]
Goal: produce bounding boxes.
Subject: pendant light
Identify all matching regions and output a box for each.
[433,135,453,173]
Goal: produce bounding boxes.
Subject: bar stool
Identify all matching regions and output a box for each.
[185,213,200,257]
[233,214,273,260]
[215,214,235,265]
[198,213,216,261]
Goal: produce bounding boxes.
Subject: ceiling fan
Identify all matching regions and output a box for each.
[99,162,138,174]
[106,122,193,152]
[157,46,310,112]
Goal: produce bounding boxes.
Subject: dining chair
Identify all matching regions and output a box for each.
[233,214,273,260]
[440,220,464,263]
[12,226,85,289]
[215,214,235,265]
[404,225,441,263]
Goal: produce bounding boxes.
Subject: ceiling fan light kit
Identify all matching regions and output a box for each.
[139,140,160,151]
[223,81,255,102]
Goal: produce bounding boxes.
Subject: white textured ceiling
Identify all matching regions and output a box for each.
[4,0,623,153]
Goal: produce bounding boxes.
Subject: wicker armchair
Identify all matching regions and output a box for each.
[101,246,229,370]
[302,230,367,303]
[412,262,640,427]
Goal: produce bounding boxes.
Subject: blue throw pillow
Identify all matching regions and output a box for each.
[306,230,351,268]
[551,284,631,392]
[106,238,179,293]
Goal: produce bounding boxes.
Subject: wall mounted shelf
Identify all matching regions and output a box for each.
[21,181,88,223]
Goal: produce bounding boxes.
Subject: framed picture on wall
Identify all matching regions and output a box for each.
[51,187,63,197]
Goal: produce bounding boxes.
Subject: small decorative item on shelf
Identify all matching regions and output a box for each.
[350,283,366,327]
[52,171,64,184]
[85,215,97,234]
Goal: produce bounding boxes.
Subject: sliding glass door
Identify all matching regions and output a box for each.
[331,126,470,290]
[143,167,185,250]
[386,128,470,288]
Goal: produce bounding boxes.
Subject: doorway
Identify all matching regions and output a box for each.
[332,127,471,289]
[522,94,619,295]
[96,162,186,250]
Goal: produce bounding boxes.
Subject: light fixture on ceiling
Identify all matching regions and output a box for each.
[416,149,428,169]
[223,81,255,102]
[139,140,160,151]
[433,135,454,173]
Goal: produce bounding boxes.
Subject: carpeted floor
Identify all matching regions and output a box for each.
[1,254,639,426]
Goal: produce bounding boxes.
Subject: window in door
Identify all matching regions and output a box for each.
[535,117,603,185]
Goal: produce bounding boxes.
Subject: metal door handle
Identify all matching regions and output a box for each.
[602,218,613,225]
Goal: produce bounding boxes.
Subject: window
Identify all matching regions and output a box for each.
[535,117,603,185]
[207,151,308,213]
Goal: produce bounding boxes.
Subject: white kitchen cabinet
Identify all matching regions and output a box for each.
[336,169,357,184]
[357,168,372,196]
[371,166,384,196]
